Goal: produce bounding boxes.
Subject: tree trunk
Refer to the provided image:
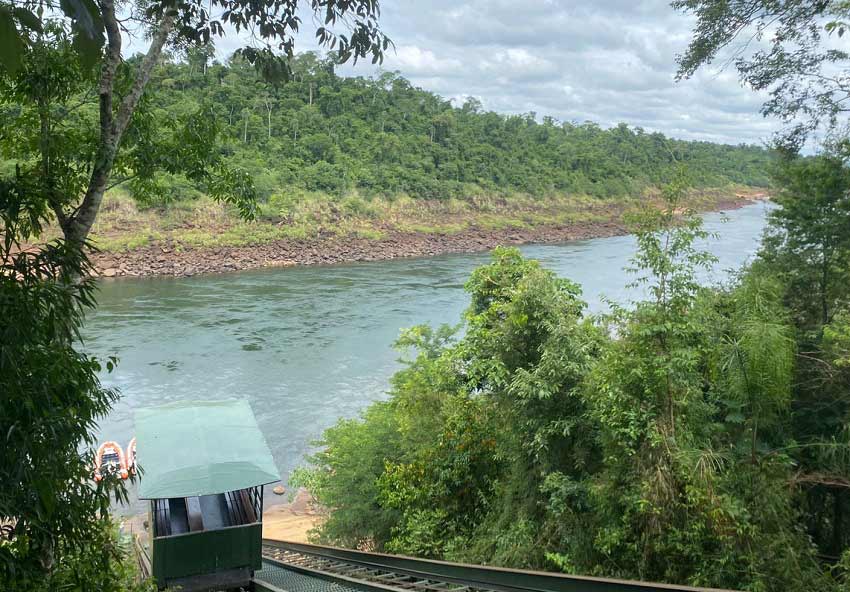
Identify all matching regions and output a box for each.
[63,1,174,249]
[822,243,830,326]
[266,102,272,139]
[833,489,844,555]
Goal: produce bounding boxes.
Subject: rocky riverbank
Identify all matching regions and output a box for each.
[91,195,764,279]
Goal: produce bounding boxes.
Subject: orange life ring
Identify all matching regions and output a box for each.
[94,440,128,481]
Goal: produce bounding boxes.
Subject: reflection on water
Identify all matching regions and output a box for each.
[84,202,771,506]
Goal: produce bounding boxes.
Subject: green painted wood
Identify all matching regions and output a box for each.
[152,523,262,585]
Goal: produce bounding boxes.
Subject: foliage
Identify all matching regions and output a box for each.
[0,23,259,252]
[0,0,389,272]
[298,169,849,589]
[755,153,850,563]
[0,0,388,79]
[0,151,139,588]
[126,52,773,205]
[36,522,157,592]
[579,190,815,589]
[291,401,404,549]
[760,155,850,329]
[674,0,850,151]
[675,2,850,564]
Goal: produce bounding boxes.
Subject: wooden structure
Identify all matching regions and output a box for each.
[136,400,280,591]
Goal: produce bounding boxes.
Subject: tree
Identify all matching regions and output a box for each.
[763,155,850,329]
[0,166,153,588]
[674,0,850,563]
[674,0,849,150]
[0,2,388,589]
[0,0,389,252]
[755,154,850,560]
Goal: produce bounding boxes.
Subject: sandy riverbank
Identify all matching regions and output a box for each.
[263,488,323,542]
[90,194,767,279]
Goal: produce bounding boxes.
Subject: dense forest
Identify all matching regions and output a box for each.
[3,0,849,590]
[294,161,850,591]
[137,51,771,204]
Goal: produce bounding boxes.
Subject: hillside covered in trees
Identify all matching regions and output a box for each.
[293,160,850,591]
[139,51,771,204]
[1,47,774,268]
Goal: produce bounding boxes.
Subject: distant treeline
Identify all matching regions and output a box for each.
[142,51,772,203]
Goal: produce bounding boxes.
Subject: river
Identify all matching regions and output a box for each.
[85,202,771,504]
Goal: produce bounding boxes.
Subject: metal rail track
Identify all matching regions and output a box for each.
[256,540,737,592]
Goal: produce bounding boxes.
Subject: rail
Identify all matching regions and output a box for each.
[133,533,152,581]
[257,540,738,592]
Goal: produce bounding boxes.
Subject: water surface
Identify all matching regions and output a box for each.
[85,202,771,501]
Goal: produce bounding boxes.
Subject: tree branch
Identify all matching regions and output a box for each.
[114,11,174,138]
[64,3,174,246]
[104,173,139,192]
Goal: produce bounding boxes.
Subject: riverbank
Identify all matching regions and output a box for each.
[263,488,323,542]
[89,189,768,278]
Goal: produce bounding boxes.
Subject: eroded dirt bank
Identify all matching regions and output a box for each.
[91,196,762,278]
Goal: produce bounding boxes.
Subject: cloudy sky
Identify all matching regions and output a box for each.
[336,0,778,146]
[131,0,782,146]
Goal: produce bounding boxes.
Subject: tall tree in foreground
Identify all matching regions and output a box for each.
[762,155,850,330]
[581,178,821,590]
[0,0,389,251]
[755,155,850,562]
[0,2,388,589]
[0,183,151,588]
[675,0,850,566]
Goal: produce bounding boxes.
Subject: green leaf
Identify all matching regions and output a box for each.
[13,7,41,32]
[59,0,103,39]
[725,411,745,424]
[72,27,103,72]
[0,6,24,74]
[55,0,104,69]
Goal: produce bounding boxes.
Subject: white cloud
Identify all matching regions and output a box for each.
[124,0,783,146]
[392,46,464,76]
[337,0,780,145]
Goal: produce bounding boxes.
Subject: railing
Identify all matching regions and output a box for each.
[152,498,171,537]
[133,533,152,581]
[248,485,263,521]
[259,540,740,592]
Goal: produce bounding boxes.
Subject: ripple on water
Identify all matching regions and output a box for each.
[84,203,772,515]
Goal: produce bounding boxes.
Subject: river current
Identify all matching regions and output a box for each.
[85,202,772,500]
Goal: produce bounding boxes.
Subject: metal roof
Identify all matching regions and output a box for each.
[136,399,280,499]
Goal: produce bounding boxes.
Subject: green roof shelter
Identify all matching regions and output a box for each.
[136,400,280,591]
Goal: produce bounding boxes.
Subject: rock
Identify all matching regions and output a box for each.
[273,485,286,495]
[102,267,117,277]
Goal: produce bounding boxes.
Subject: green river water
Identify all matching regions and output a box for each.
[85,202,771,504]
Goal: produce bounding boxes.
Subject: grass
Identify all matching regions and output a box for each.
[86,185,761,253]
